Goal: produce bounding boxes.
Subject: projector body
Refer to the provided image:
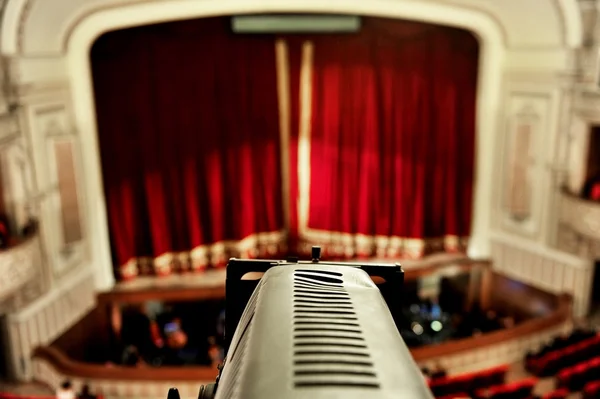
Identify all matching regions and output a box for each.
[169,251,434,399]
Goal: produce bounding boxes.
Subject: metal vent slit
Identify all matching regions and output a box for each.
[294,304,354,309]
[294,320,360,327]
[294,359,374,367]
[294,273,344,284]
[295,370,377,377]
[295,309,356,315]
[294,290,349,296]
[294,269,343,277]
[295,334,365,341]
[294,315,358,320]
[293,283,347,291]
[294,327,361,333]
[294,350,370,357]
[294,299,352,305]
[295,382,380,388]
[294,342,367,349]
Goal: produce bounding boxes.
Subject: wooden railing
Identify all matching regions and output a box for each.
[32,261,573,382]
[33,346,218,381]
[411,292,571,361]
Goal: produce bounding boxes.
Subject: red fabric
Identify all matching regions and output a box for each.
[91,16,479,278]
[305,19,478,257]
[284,37,305,256]
[92,18,285,276]
[584,380,600,397]
[591,183,600,200]
[542,388,569,399]
[534,334,600,375]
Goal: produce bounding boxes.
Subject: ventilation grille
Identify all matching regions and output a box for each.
[292,269,380,389]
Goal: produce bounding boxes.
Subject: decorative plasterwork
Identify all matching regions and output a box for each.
[0,0,583,55]
[558,191,600,259]
[573,89,600,119]
[0,113,19,144]
[497,89,556,241]
[0,235,41,303]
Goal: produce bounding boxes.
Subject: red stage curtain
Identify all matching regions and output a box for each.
[92,18,285,279]
[301,19,478,258]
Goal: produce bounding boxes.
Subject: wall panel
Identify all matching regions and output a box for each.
[490,231,594,318]
[6,268,95,380]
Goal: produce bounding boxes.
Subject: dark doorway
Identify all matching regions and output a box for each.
[0,315,9,380]
[592,261,600,303]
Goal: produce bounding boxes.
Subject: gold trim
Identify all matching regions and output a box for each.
[297,41,314,240]
[117,230,288,279]
[275,39,291,232]
[298,230,468,259]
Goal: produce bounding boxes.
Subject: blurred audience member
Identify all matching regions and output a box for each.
[78,384,97,399]
[57,380,76,399]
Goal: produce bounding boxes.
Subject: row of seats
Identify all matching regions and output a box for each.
[526,328,596,361]
[428,364,509,397]
[583,380,600,399]
[556,355,600,391]
[526,333,600,376]
[535,380,600,399]
[541,388,569,399]
[474,377,537,399]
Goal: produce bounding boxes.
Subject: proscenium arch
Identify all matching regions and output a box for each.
[61,0,503,290]
[0,0,584,54]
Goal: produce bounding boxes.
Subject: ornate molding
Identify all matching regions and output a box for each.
[16,0,34,54]
[558,191,600,258]
[0,113,19,144]
[572,88,600,124]
[0,234,41,304]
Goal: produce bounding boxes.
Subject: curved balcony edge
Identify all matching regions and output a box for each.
[411,293,572,362]
[33,346,218,382]
[0,234,42,302]
[560,190,600,241]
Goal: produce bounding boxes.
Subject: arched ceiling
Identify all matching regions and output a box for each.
[0,0,583,56]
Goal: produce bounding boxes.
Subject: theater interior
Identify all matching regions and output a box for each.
[0,0,600,398]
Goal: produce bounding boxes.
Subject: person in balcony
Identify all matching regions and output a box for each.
[78,384,98,399]
[583,172,600,201]
[159,317,201,366]
[56,380,76,399]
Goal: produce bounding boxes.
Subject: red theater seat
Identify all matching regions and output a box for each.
[435,393,470,399]
[556,355,600,391]
[583,380,600,399]
[429,364,510,397]
[478,377,537,399]
[532,334,600,376]
[474,365,510,388]
[542,388,569,399]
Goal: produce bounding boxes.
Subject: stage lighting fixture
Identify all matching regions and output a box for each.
[430,320,443,332]
[411,322,424,335]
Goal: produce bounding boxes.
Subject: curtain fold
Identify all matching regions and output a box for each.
[92,17,479,280]
[300,19,478,258]
[92,18,286,279]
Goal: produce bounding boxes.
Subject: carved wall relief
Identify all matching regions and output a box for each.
[500,93,551,238]
[29,103,86,279]
[504,110,537,222]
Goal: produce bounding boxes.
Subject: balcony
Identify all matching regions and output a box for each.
[0,234,41,303]
[558,190,600,259]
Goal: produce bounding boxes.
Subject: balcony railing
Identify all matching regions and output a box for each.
[0,234,41,302]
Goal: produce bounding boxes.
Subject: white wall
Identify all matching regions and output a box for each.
[6,267,95,380]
